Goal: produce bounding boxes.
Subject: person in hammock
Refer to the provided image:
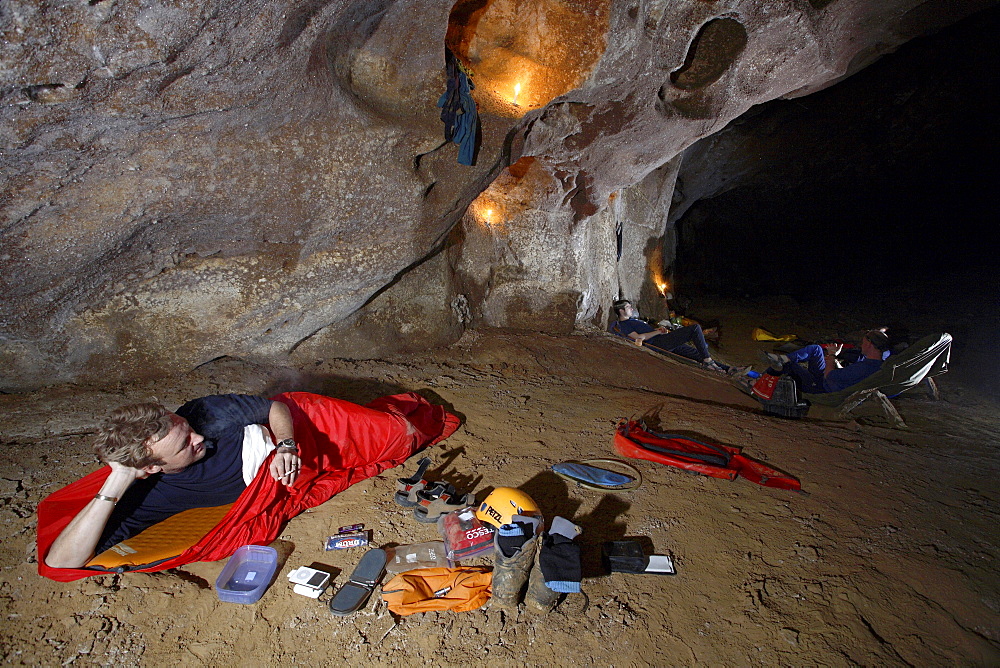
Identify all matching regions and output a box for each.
[609,299,731,373]
[44,392,453,570]
[761,329,891,393]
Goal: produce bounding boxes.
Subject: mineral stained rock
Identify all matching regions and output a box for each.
[0,0,988,389]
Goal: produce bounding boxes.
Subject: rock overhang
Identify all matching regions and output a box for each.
[0,0,991,389]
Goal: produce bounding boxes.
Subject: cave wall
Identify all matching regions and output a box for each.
[2,0,510,389]
[613,159,682,323]
[1,0,991,390]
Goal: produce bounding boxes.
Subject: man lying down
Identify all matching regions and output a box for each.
[43,392,458,571]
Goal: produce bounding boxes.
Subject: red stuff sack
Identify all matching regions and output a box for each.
[614,420,801,491]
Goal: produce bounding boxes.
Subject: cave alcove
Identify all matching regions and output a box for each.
[445,0,613,116]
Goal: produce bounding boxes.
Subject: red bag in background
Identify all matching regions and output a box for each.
[438,506,494,560]
[614,421,801,491]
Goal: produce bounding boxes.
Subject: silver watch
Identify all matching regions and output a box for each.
[275,438,297,451]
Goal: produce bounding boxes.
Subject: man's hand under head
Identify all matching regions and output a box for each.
[44,460,149,569]
[108,459,153,481]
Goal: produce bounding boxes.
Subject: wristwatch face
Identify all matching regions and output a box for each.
[276,438,297,450]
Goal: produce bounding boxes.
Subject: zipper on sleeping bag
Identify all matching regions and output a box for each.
[628,425,732,467]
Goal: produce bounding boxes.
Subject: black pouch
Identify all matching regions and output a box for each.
[759,375,811,419]
[602,540,647,573]
[602,540,676,575]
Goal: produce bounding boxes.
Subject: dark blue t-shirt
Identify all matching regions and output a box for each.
[824,357,883,392]
[611,317,691,353]
[95,394,271,554]
[609,318,656,338]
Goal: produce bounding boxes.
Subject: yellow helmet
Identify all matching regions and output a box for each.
[475,487,540,528]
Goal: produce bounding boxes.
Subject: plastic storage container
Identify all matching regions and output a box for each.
[215,545,279,604]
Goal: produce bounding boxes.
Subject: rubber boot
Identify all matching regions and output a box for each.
[490,534,538,611]
[524,548,559,613]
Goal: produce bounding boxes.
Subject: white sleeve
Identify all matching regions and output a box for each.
[241,424,276,485]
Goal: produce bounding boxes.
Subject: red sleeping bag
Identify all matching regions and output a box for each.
[37,391,460,582]
[614,420,800,491]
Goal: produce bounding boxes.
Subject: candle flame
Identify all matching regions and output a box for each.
[512,83,521,105]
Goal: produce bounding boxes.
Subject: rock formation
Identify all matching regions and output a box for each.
[0,0,991,390]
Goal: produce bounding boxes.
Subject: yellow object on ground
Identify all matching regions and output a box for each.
[381,566,493,615]
[752,327,797,342]
[87,503,234,569]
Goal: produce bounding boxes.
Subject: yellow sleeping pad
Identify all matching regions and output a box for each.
[87,503,234,569]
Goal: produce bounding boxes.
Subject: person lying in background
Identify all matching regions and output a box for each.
[609,299,732,373]
[761,329,892,393]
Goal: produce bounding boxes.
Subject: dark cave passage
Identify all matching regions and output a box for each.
[672,6,1000,302]
[665,7,1000,396]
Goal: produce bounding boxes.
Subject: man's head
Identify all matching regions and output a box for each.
[861,329,891,359]
[94,403,207,474]
[612,299,636,321]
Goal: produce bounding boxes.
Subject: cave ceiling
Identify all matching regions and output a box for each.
[0,0,992,390]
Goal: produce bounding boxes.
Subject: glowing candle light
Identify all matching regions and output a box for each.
[512,83,521,106]
[485,208,494,224]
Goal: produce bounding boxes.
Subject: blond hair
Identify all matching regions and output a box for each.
[93,402,173,468]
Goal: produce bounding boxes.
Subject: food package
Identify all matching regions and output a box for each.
[437,506,495,561]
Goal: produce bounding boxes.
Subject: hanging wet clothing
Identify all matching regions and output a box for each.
[438,49,479,166]
[612,192,624,261]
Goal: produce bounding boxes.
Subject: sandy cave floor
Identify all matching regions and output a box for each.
[1,292,999,666]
